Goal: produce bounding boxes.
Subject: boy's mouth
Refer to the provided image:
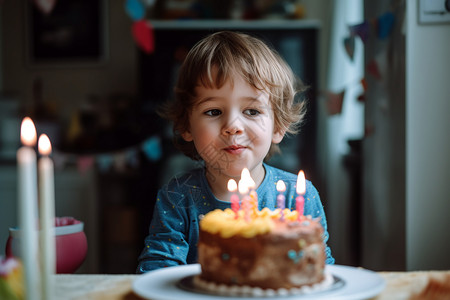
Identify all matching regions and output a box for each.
[223,145,246,154]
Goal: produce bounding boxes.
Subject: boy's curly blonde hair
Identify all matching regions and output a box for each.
[159,31,307,160]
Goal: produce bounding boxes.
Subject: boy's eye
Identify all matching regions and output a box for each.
[204,109,222,116]
[244,109,260,116]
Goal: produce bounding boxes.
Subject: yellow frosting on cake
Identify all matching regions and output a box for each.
[200,208,301,238]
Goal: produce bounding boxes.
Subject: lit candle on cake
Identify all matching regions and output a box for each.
[276,180,286,221]
[238,179,251,222]
[38,134,55,300]
[296,170,306,220]
[17,117,40,300]
[228,179,240,218]
[245,172,258,214]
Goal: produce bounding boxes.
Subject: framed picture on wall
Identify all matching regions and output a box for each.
[26,0,108,67]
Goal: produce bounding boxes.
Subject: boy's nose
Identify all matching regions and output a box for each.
[224,127,242,135]
[222,118,243,135]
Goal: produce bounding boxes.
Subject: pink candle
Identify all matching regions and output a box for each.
[276,180,286,221]
[227,179,240,218]
[296,170,306,220]
[238,179,251,222]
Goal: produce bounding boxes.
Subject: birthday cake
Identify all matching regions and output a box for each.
[195,208,331,296]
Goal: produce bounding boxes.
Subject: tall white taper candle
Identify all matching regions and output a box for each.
[38,134,55,300]
[17,117,40,300]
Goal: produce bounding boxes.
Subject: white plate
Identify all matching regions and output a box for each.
[133,264,385,300]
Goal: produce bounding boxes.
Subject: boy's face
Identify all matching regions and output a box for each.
[182,72,284,182]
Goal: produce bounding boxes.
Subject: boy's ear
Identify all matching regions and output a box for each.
[272,129,285,144]
[181,131,193,142]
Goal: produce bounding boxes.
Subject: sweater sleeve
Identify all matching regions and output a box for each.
[136,187,190,273]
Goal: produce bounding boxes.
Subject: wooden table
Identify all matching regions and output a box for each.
[55,270,450,300]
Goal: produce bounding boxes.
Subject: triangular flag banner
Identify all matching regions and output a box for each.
[366,59,382,80]
[364,124,375,137]
[360,78,368,91]
[125,0,146,21]
[373,50,388,81]
[53,151,68,171]
[33,0,57,15]
[77,156,95,174]
[125,148,139,168]
[377,12,395,39]
[97,154,114,172]
[132,20,155,54]
[343,36,355,61]
[142,136,162,161]
[357,93,366,102]
[326,90,346,115]
[349,21,370,43]
[113,152,128,172]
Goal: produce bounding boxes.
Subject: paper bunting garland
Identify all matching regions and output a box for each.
[366,59,382,80]
[376,11,395,40]
[347,10,396,46]
[51,135,162,175]
[97,154,114,172]
[325,90,346,116]
[344,36,356,61]
[125,148,140,168]
[360,78,368,92]
[349,21,370,43]
[142,136,162,162]
[77,156,95,174]
[124,0,156,54]
[125,0,146,21]
[132,20,155,54]
[113,152,128,172]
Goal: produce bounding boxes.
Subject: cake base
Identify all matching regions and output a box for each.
[192,271,335,297]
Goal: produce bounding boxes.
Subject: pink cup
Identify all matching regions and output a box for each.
[5,217,88,274]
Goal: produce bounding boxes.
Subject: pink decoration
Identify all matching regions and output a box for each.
[132,20,154,54]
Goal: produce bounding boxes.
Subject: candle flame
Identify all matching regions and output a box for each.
[227,179,237,192]
[241,168,250,180]
[20,117,37,147]
[276,180,286,192]
[38,134,52,156]
[241,167,256,189]
[247,176,255,189]
[238,179,248,195]
[296,170,306,195]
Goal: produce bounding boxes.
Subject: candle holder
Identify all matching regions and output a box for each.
[5,217,87,274]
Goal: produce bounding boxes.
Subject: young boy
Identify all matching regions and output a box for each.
[137,31,334,273]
